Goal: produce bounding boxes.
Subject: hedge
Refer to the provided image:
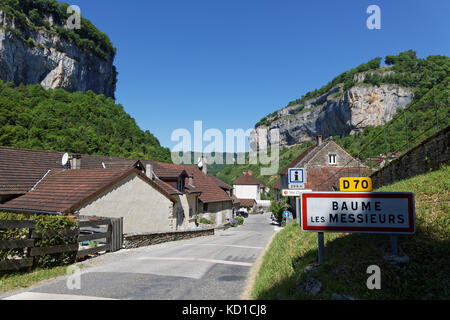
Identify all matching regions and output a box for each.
[0,212,79,269]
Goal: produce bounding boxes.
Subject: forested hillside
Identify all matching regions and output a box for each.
[0,81,171,162]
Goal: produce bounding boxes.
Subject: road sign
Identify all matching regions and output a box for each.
[301,192,415,234]
[283,211,290,218]
[282,189,302,197]
[289,183,305,190]
[340,177,373,192]
[289,168,307,184]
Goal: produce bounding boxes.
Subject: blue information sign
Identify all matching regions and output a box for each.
[289,168,306,184]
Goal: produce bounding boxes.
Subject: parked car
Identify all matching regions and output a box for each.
[236,210,248,218]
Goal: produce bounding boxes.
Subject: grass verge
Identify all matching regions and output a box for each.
[0,265,77,295]
[251,165,450,300]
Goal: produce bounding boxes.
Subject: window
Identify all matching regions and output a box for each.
[203,203,208,212]
[328,154,337,165]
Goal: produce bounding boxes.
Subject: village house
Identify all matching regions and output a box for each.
[146,158,234,227]
[233,171,268,211]
[274,135,373,214]
[0,147,235,233]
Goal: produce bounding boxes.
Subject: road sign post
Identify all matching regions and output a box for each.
[318,232,325,264]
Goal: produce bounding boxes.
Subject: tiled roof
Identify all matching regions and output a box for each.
[149,162,232,204]
[233,174,265,186]
[273,179,281,190]
[0,147,143,195]
[207,174,232,190]
[280,144,318,175]
[231,195,240,204]
[0,168,179,214]
[304,167,374,191]
[141,160,187,179]
[0,147,230,205]
[237,198,256,207]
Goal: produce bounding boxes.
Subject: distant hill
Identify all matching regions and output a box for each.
[0,81,171,162]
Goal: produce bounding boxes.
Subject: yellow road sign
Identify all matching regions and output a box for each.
[340,177,373,192]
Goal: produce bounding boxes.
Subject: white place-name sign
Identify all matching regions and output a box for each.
[301,192,415,234]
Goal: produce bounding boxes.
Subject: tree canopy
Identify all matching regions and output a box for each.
[0,81,171,162]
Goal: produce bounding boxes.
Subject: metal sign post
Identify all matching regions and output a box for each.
[318,232,325,265]
[296,197,300,225]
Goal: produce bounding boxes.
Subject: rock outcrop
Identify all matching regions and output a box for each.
[0,11,116,98]
[257,81,414,148]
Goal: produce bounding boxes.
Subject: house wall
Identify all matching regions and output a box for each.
[174,194,198,230]
[233,184,260,200]
[201,201,233,226]
[306,141,360,168]
[75,173,175,234]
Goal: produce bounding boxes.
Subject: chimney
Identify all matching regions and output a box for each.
[188,175,194,185]
[317,135,323,146]
[201,155,207,175]
[146,164,154,180]
[243,171,248,176]
[248,171,253,176]
[69,154,81,170]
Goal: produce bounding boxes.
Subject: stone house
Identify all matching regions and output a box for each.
[274,136,372,215]
[0,147,235,231]
[233,171,267,210]
[0,167,181,234]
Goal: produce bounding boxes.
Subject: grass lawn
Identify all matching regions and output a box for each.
[0,265,79,295]
[251,165,449,300]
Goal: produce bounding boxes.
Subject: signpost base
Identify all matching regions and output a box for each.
[390,235,398,256]
[318,232,325,265]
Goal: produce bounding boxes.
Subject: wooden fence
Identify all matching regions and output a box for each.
[0,217,123,272]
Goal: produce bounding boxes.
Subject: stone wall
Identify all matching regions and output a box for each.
[371,125,449,189]
[123,228,215,249]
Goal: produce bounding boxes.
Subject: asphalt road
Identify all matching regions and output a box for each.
[2,212,277,300]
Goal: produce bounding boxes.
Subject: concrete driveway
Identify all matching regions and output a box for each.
[2,212,277,300]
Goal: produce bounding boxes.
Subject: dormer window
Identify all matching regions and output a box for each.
[328,154,337,165]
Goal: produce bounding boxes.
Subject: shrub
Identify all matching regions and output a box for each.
[0,212,78,268]
[200,217,214,225]
[236,217,244,225]
[0,212,30,261]
[270,199,291,224]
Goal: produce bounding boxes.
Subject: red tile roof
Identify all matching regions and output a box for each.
[149,162,232,204]
[0,147,143,195]
[273,179,281,190]
[207,174,232,190]
[233,173,265,186]
[0,168,179,214]
[304,167,374,191]
[0,147,231,205]
[280,144,317,175]
[237,199,256,207]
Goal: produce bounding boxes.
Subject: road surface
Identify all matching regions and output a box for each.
[2,212,277,300]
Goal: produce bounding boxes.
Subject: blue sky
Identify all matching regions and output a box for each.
[72,0,450,151]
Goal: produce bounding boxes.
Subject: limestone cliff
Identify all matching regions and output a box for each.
[257,81,414,148]
[0,10,116,98]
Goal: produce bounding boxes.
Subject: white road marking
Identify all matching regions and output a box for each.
[181,243,264,250]
[3,292,116,300]
[137,256,253,267]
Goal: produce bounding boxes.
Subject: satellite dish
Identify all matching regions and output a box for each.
[61,153,69,166]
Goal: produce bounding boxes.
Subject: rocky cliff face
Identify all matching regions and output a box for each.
[257,81,414,148]
[0,11,116,98]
